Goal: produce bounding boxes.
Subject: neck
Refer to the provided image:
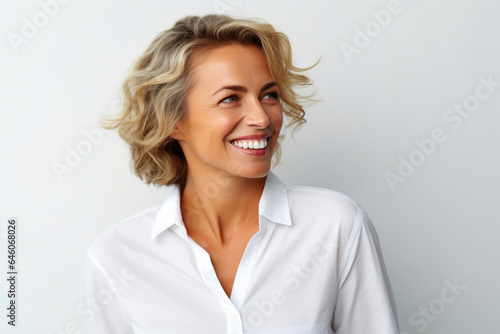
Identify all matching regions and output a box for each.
[180,170,267,244]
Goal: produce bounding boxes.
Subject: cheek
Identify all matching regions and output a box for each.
[214,113,241,139]
[270,109,284,133]
[190,113,237,142]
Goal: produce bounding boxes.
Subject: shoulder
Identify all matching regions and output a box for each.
[87,205,161,261]
[284,184,369,243]
[282,184,375,261]
[287,185,363,219]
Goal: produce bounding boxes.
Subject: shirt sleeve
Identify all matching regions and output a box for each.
[332,207,399,334]
[85,250,134,334]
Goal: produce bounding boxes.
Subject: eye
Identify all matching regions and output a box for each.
[219,94,240,103]
[261,91,279,101]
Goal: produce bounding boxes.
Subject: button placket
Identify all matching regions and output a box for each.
[186,219,270,333]
[188,238,244,333]
[230,222,267,308]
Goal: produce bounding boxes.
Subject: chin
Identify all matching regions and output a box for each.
[230,162,271,179]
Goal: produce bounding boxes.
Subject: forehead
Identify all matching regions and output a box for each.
[189,43,273,88]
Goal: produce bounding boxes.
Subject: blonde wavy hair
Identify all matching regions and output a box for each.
[102,14,318,187]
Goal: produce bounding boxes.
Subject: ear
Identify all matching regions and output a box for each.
[170,124,184,140]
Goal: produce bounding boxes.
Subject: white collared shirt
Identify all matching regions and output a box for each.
[86,172,399,333]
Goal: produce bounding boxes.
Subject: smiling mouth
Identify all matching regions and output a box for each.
[230,138,268,150]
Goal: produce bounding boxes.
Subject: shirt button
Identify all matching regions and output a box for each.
[231,313,238,321]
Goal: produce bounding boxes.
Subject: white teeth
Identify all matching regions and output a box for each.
[231,138,268,150]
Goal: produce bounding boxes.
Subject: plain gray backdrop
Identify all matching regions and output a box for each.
[1,0,499,333]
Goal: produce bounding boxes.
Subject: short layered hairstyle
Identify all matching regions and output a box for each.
[102,14,317,187]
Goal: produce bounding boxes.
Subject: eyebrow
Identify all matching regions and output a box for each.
[211,82,277,96]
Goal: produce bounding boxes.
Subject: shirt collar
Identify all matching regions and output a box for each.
[150,171,292,241]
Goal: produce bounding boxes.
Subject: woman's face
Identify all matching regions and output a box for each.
[175,43,283,181]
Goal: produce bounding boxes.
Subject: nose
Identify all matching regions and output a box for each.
[244,98,270,129]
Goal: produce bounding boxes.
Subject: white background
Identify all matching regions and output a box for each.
[1,0,499,333]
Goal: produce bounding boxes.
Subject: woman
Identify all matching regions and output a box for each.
[86,14,399,333]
